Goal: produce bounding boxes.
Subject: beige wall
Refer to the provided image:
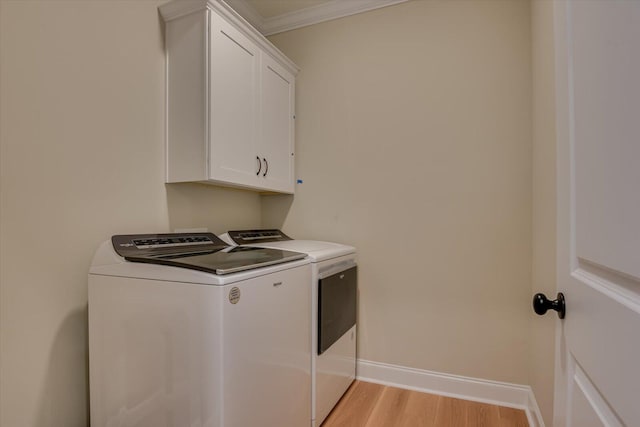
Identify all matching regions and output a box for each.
[0,1,261,426]
[264,0,532,383]
[530,0,557,424]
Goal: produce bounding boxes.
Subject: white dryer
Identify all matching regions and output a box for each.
[220,229,357,426]
[88,233,311,427]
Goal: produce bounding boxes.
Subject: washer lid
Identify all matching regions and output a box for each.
[111,233,306,275]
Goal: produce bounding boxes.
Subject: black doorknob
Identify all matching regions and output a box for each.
[533,292,566,319]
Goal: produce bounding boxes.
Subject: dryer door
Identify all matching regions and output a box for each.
[318,265,357,355]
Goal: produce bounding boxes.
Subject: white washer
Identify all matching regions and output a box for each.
[88,233,311,427]
[220,230,357,426]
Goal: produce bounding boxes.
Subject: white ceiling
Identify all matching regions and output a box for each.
[226,0,410,35]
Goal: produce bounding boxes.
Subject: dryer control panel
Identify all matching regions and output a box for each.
[227,229,292,245]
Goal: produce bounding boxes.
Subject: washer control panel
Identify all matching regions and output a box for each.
[132,235,212,249]
[112,233,227,257]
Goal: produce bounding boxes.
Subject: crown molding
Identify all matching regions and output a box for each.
[226,0,410,36]
[159,0,208,21]
[223,0,265,32]
[159,0,299,73]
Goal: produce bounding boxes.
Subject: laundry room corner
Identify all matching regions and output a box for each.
[263,0,533,391]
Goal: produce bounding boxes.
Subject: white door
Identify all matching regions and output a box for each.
[209,12,260,188]
[259,53,295,194]
[554,1,640,426]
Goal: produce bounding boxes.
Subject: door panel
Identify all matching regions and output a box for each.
[569,361,621,427]
[209,13,259,187]
[571,1,640,279]
[554,1,640,426]
[562,271,638,425]
[570,387,604,427]
[260,54,295,193]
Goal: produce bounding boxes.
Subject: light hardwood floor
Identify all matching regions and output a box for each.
[322,381,529,427]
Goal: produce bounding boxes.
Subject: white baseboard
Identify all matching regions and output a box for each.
[526,388,545,427]
[356,359,545,427]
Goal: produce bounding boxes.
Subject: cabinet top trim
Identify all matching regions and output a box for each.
[159,0,300,74]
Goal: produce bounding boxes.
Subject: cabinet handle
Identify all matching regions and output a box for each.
[263,158,268,177]
[256,156,262,176]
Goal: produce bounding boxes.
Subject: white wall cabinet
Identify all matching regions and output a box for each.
[160,0,298,194]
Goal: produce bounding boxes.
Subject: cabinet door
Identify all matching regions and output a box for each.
[223,265,311,427]
[209,13,260,188]
[259,54,295,193]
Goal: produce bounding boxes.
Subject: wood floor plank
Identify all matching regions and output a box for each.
[365,385,410,427]
[322,381,384,427]
[498,406,529,427]
[395,388,439,427]
[322,381,529,427]
[433,396,467,427]
[466,400,501,427]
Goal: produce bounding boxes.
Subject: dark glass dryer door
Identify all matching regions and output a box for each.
[318,265,357,355]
